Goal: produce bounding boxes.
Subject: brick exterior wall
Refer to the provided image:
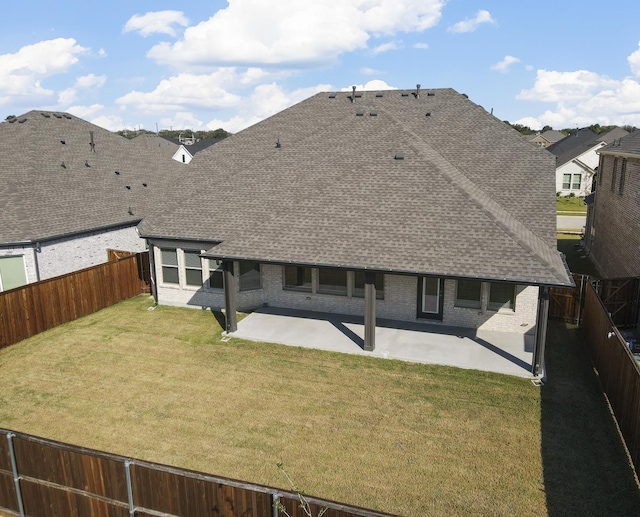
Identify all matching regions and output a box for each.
[152,242,539,334]
[589,154,640,277]
[0,225,144,285]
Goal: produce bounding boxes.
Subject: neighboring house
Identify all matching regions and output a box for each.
[547,127,629,197]
[138,87,572,374]
[584,131,640,278]
[528,130,566,149]
[0,112,182,291]
[170,138,223,164]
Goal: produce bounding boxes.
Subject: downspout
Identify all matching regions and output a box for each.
[148,242,158,303]
[33,242,41,282]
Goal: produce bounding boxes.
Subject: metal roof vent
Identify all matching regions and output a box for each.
[413,84,421,98]
[63,114,71,119]
[328,93,336,99]
[61,161,66,168]
[90,131,95,152]
[85,161,90,167]
[18,118,27,123]
[394,151,405,160]
[53,113,62,118]
[356,108,364,116]
[114,171,120,176]
[41,112,50,118]
[354,92,363,98]
[427,91,435,97]
[370,110,378,117]
[425,112,431,117]
[275,138,281,148]
[60,140,66,145]
[128,207,134,215]
[350,85,356,103]
[375,92,384,98]
[7,116,16,123]
[142,183,148,187]
[125,185,131,190]
[401,92,409,97]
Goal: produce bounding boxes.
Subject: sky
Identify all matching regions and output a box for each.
[1,0,640,134]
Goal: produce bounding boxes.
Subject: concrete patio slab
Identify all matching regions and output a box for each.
[230,307,536,378]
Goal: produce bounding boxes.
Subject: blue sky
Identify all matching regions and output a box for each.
[2,0,640,133]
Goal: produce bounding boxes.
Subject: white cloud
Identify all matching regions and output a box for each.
[123,11,189,37]
[0,38,88,106]
[512,116,542,131]
[342,80,398,91]
[413,42,429,49]
[67,103,105,119]
[491,55,520,73]
[371,41,402,55]
[147,0,444,69]
[448,10,495,33]
[517,70,620,103]
[515,46,640,129]
[360,67,383,75]
[58,74,106,106]
[90,114,128,132]
[159,111,204,131]
[628,41,640,77]
[115,70,243,113]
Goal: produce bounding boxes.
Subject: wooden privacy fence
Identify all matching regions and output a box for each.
[581,283,640,478]
[549,273,589,325]
[0,254,148,350]
[0,429,397,517]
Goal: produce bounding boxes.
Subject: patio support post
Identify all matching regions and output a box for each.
[364,272,376,351]
[223,261,237,333]
[532,286,550,376]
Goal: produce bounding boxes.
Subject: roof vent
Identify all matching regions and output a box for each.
[128,207,134,215]
[370,110,378,117]
[275,138,281,148]
[18,118,27,123]
[41,112,50,118]
[413,84,421,98]
[114,171,120,176]
[142,183,148,187]
[375,92,384,98]
[61,161,66,168]
[328,93,336,99]
[394,151,405,160]
[427,92,435,97]
[7,117,16,123]
[401,92,409,97]
[354,92,363,98]
[125,185,131,190]
[89,131,95,152]
[85,160,90,167]
[53,113,62,118]
[60,140,66,145]
[356,108,364,116]
[425,112,431,117]
[63,114,71,119]
[350,85,356,103]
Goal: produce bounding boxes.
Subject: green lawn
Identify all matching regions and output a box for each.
[0,296,638,516]
[557,233,601,277]
[556,196,587,214]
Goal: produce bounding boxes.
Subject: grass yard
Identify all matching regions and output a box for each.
[556,196,587,214]
[557,233,601,277]
[0,296,638,516]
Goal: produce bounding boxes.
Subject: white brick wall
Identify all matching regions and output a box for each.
[153,248,539,334]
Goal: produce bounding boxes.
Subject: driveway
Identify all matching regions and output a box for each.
[557,215,586,231]
[231,307,537,378]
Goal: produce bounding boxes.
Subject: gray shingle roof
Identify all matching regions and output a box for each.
[547,127,629,167]
[599,130,640,156]
[138,88,571,287]
[0,111,183,244]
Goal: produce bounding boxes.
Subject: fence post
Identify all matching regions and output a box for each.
[6,433,25,517]
[272,492,282,517]
[125,460,135,517]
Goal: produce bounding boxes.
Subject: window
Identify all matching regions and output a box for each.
[318,268,347,296]
[239,261,261,290]
[353,272,384,299]
[160,249,179,284]
[284,266,312,291]
[208,260,224,290]
[455,280,482,309]
[571,174,581,190]
[488,283,516,311]
[183,250,203,286]
[620,158,627,194]
[0,256,27,292]
[611,158,618,191]
[418,276,443,320]
[562,174,571,190]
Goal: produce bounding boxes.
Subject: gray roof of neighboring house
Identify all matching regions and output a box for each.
[0,112,183,245]
[139,88,571,287]
[529,130,566,144]
[547,127,629,167]
[599,130,640,157]
[132,133,180,158]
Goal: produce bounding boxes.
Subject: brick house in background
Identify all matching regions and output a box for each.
[584,131,640,277]
[0,112,182,291]
[138,87,572,374]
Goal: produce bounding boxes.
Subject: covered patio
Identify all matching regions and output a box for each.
[228,307,538,379]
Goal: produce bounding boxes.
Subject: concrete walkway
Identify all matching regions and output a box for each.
[230,307,537,378]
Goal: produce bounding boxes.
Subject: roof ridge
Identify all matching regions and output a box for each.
[381,107,569,284]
